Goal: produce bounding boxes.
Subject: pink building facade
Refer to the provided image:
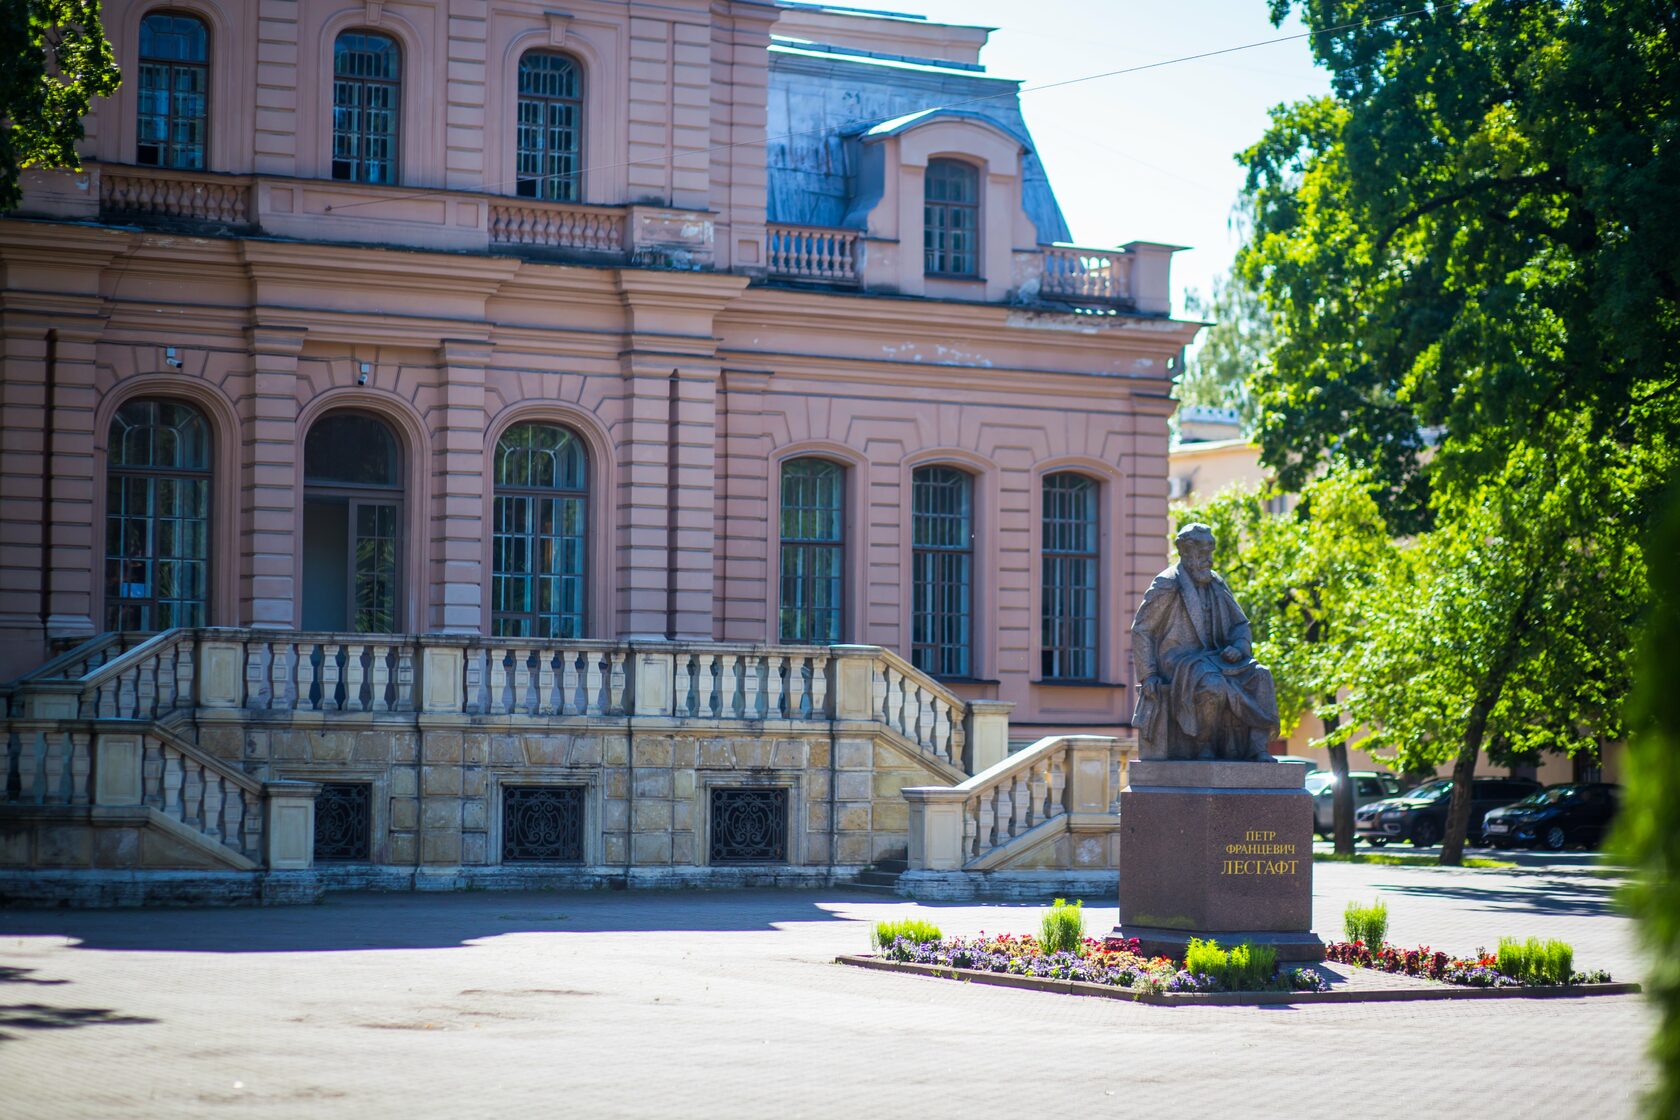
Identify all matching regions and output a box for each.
[1,0,1196,742]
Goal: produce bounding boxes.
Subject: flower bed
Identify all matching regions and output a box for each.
[1324,940,1614,988]
[879,933,1331,997]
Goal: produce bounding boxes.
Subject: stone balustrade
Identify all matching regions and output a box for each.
[766,224,860,283]
[903,734,1130,871]
[489,200,628,253]
[1038,245,1133,304]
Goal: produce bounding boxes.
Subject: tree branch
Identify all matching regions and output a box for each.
[1373,171,1569,256]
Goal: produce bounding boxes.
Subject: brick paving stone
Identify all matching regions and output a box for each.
[0,860,1653,1120]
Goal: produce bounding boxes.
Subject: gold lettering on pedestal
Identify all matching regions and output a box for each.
[1220,830,1299,876]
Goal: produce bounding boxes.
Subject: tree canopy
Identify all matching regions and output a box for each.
[0,0,119,211]
[1177,267,1275,436]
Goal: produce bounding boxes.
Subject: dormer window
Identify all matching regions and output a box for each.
[924,159,979,277]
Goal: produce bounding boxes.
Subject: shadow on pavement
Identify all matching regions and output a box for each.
[0,1002,157,1040]
[1378,877,1621,918]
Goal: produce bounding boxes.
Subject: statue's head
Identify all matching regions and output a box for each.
[1175,523,1217,586]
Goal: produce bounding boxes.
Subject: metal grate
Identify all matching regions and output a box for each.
[502,785,586,863]
[314,782,372,862]
[709,787,789,864]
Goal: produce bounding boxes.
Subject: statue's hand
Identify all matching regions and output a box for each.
[1143,674,1169,697]
[1221,646,1245,664]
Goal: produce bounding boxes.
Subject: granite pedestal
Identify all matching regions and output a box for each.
[1114,760,1323,962]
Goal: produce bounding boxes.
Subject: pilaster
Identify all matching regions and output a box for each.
[432,338,490,632]
[242,323,306,628]
[45,322,105,641]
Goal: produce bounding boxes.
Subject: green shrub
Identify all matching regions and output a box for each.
[1343,899,1390,946]
[1184,937,1279,991]
[1496,936,1574,985]
[1039,898,1086,955]
[872,918,942,949]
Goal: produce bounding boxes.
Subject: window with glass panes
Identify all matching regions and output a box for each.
[516,52,583,201]
[332,31,400,183]
[1041,472,1099,680]
[911,466,973,677]
[779,459,844,643]
[924,159,979,276]
[492,423,588,638]
[137,13,209,170]
[105,399,211,630]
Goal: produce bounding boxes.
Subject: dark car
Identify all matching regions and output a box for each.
[1353,780,1449,847]
[1480,783,1622,850]
[1372,777,1543,847]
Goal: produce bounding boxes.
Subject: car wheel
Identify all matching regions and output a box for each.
[1367,837,1388,848]
[1544,824,1569,851]
[1410,819,1442,847]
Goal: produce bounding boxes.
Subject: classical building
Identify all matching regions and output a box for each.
[0,0,1195,900]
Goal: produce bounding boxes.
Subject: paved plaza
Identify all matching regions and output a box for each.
[0,860,1653,1119]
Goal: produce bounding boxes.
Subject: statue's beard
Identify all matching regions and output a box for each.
[1185,567,1214,585]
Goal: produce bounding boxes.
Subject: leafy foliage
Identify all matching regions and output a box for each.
[1495,936,1574,986]
[1177,266,1275,435]
[1038,898,1085,956]
[1342,900,1389,946]
[871,918,941,950]
[1615,486,1680,1120]
[1183,938,1278,992]
[0,0,120,210]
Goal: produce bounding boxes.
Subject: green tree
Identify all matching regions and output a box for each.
[1616,485,1680,1120]
[1342,429,1648,864]
[1177,267,1274,436]
[1175,471,1393,853]
[1240,0,1680,531]
[0,0,119,211]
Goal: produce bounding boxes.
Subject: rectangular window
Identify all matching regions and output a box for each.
[1041,473,1099,680]
[924,159,980,276]
[911,466,973,677]
[332,32,400,184]
[779,459,844,643]
[137,14,208,170]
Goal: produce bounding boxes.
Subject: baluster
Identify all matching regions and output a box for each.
[3,728,18,802]
[343,644,369,713]
[486,647,510,715]
[68,731,91,805]
[896,674,912,741]
[268,642,293,710]
[1012,773,1031,835]
[674,654,694,718]
[244,640,269,709]
[583,653,605,715]
[368,644,393,713]
[742,655,763,719]
[949,706,967,771]
[718,654,739,718]
[393,644,416,711]
[1029,761,1050,825]
[560,649,581,716]
[156,645,176,713]
[202,774,225,844]
[219,781,240,849]
[975,792,995,854]
[142,736,163,807]
[1050,757,1069,817]
[41,731,67,803]
[765,655,787,719]
[240,789,262,858]
[28,731,48,803]
[319,643,343,711]
[182,763,204,829]
[94,679,117,719]
[162,751,184,818]
[462,647,486,714]
[871,664,888,724]
[993,783,1014,844]
[607,651,627,713]
[536,648,557,715]
[117,667,140,720]
[507,647,531,715]
[296,643,318,711]
[961,801,977,861]
[811,654,830,719]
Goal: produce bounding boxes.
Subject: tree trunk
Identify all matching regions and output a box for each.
[1440,695,1494,866]
[1324,708,1355,855]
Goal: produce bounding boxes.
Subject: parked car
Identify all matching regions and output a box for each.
[1307,770,1404,837]
[1480,783,1622,850]
[1274,755,1322,774]
[1372,777,1543,847]
[1354,780,1451,846]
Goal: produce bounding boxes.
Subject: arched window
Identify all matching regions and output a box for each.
[331,31,400,184]
[911,466,973,677]
[1041,472,1099,680]
[516,51,583,201]
[491,422,588,638]
[924,159,979,277]
[302,411,402,633]
[137,12,209,169]
[105,399,211,630]
[779,458,844,643]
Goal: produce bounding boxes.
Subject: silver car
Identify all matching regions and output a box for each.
[1308,770,1404,837]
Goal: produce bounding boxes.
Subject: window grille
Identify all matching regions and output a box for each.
[313,782,372,862]
[924,159,979,276]
[137,13,209,170]
[779,459,844,643]
[516,52,583,201]
[105,399,211,630]
[502,785,585,863]
[709,788,788,864]
[1041,472,1099,680]
[491,423,589,638]
[332,31,400,183]
[911,466,973,677]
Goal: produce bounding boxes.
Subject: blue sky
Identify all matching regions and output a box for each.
[885,0,1333,316]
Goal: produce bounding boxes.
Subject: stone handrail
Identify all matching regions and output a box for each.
[767,224,859,283]
[100,167,255,225]
[4,630,197,721]
[1,717,267,866]
[489,200,628,253]
[903,734,1129,870]
[1039,245,1133,304]
[868,649,966,770]
[208,634,419,714]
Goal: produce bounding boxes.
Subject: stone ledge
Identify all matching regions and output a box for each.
[1129,760,1309,790]
[834,955,1644,1004]
[0,869,322,909]
[895,869,1117,902]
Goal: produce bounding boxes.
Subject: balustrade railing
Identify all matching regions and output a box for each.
[1039,245,1133,304]
[871,651,965,769]
[463,642,628,717]
[767,224,859,283]
[489,201,628,252]
[100,168,254,225]
[234,636,418,713]
[672,647,831,721]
